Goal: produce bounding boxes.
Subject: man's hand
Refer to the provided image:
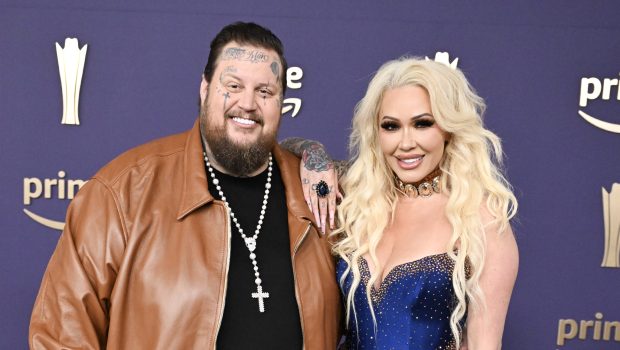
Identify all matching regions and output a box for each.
[300,144,341,233]
[280,137,346,233]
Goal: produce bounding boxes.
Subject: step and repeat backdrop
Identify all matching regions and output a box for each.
[1,1,619,349]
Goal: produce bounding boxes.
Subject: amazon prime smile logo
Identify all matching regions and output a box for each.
[579,75,620,133]
[56,38,87,125]
[22,171,87,230]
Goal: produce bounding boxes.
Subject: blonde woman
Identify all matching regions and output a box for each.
[285,57,518,349]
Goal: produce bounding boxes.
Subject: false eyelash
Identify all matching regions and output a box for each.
[415,119,435,128]
[380,121,400,131]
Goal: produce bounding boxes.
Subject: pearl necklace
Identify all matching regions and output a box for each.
[203,152,272,313]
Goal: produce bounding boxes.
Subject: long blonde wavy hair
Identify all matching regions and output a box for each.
[332,57,517,347]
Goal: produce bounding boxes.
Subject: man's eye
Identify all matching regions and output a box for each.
[380,122,399,131]
[259,88,272,96]
[227,83,240,90]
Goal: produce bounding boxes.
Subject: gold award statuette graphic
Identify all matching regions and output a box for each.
[601,183,620,268]
[56,38,87,125]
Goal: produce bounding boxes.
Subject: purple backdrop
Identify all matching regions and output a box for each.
[2,1,620,349]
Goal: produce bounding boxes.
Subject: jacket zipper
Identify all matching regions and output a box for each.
[212,204,232,350]
[291,222,312,350]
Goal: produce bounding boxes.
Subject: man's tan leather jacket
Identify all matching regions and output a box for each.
[29,120,341,349]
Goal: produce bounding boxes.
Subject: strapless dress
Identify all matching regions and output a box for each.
[336,253,466,349]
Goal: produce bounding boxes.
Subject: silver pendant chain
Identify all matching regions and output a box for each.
[203,152,272,313]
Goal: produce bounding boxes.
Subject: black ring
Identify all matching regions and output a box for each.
[314,180,330,198]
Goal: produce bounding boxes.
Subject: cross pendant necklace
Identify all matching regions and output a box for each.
[251,285,270,312]
[204,152,273,313]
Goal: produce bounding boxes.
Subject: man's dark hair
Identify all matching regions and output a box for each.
[203,22,288,96]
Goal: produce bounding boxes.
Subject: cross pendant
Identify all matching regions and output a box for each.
[251,285,270,313]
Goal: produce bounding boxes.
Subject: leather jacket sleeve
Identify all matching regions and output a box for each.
[29,178,127,349]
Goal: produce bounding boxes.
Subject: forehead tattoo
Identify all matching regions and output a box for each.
[221,47,269,63]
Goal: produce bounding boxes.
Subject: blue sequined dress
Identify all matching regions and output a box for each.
[336,253,465,350]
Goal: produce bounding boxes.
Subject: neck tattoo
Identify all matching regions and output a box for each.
[395,168,442,198]
[204,152,272,313]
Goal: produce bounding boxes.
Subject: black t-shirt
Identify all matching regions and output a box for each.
[209,161,303,349]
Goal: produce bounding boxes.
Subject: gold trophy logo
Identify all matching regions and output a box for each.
[601,183,620,268]
[55,38,87,125]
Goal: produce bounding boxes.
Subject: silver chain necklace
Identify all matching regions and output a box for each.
[203,152,272,313]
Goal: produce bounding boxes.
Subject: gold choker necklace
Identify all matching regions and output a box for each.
[395,168,441,198]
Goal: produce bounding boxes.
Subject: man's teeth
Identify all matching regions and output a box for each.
[232,117,256,125]
[401,157,422,164]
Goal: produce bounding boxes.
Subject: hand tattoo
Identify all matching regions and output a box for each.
[280,138,351,177]
[302,144,333,172]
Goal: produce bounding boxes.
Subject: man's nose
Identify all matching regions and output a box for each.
[238,89,257,111]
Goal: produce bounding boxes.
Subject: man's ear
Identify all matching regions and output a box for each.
[200,75,209,105]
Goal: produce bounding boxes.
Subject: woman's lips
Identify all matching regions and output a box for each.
[396,155,423,169]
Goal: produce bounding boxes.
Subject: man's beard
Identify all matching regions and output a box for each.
[200,102,276,177]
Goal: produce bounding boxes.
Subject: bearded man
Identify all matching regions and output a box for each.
[29,22,341,349]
